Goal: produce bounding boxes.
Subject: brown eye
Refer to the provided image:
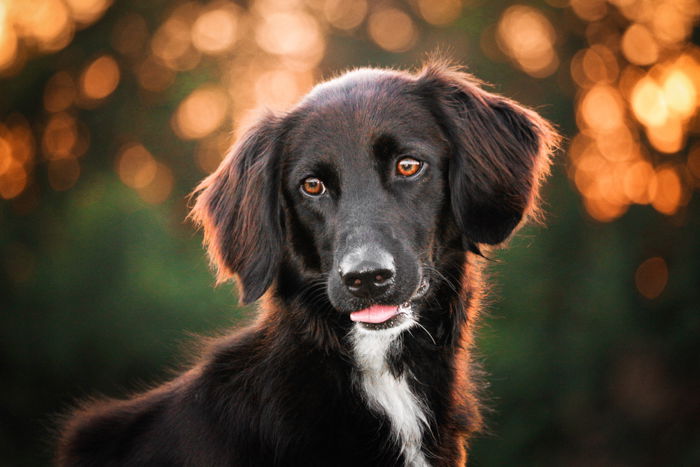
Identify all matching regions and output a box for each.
[301,177,325,196]
[396,157,423,177]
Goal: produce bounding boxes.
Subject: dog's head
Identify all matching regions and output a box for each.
[191,62,557,330]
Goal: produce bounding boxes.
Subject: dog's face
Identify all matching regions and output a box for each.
[282,71,447,322]
[191,63,555,332]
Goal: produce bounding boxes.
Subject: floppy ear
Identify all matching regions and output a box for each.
[189,114,284,304]
[416,63,559,245]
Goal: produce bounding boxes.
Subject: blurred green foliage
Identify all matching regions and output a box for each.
[1,1,699,466]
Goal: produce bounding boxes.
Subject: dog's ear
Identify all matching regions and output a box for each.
[415,62,558,245]
[190,114,284,304]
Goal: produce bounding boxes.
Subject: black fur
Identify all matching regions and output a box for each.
[56,62,557,466]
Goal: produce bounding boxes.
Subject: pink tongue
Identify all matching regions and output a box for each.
[350,305,400,324]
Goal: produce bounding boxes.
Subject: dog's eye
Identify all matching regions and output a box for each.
[301,177,326,196]
[396,157,423,178]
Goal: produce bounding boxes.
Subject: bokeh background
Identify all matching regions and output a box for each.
[1,0,699,465]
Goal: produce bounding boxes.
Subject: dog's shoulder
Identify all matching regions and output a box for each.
[56,328,265,466]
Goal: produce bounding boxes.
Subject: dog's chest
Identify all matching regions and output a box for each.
[351,329,430,467]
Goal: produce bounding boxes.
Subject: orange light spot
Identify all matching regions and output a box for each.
[581,45,619,84]
[635,257,668,299]
[646,118,684,154]
[580,85,625,132]
[43,113,78,159]
[0,20,18,71]
[367,8,417,53]
[44,71,77,113]
[116,143,157,189]
[621,24,658,66]
[497,5,558,78]
[631,77,668,127]
[323,0,367,30]
[651,2,692,45]
[256,11,324,66]
[172,86,229,140]
[662,68,697,119]
[0,160,27,199]
[623,159,655,204]
[583,196,628,223]
[570,0,607,22]
[596,125,636,162]
[191,6,239,55]
[5,115,34,164]
[254,68,313,111]
[651,167,682,215]
[80,55,120,100]
[416,0,462,26]
[151,6,200,72]
[0,133,12,175]
[64,0,111,24]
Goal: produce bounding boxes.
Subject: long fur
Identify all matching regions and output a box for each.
[56,61,558,467]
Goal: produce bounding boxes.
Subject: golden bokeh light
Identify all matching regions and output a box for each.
[662,68,697,119]
[254,68,314,111]
[0,160,27,199]
[621,24,658,66]
[596,125,636,162]
[570,0,607,22]
[172,86,229,140]
[255,11,324,67]
[0,19,18,71]
[151,4,201,71]
[116,143,157,189]
[635,257,668,300]
[623,160,656,204]
[646,118,684,154]
[44,71,77,113]
[80,55,120,101]
[0,0,112,74]
[43,113,78,159]
[580,85,625,133]
[651,166,683,215]
[64,0,111,25]
[367,8,417,53]
[323,0,367,30]
[631,77,668,128]
[497,5,558,78]
[416,0,462,26]
[14,0,74,52]
[191,5,239,55]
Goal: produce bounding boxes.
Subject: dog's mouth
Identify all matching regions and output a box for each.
[349,276,430,330]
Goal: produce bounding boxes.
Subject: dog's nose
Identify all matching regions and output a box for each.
[341,261,394,298]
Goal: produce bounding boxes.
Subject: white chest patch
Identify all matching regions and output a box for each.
[350,322,431,467]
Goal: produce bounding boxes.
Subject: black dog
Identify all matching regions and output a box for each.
[57,61,557,466]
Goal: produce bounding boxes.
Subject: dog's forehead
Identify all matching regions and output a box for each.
[286,70,441,158]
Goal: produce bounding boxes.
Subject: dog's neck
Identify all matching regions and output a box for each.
[349,315,432,466]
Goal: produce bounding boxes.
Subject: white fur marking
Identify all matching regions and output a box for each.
[350,318,431,467]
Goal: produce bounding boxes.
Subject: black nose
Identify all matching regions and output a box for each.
[341,262,394,298]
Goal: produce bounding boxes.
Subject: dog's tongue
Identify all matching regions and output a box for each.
[350,305,400,324]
